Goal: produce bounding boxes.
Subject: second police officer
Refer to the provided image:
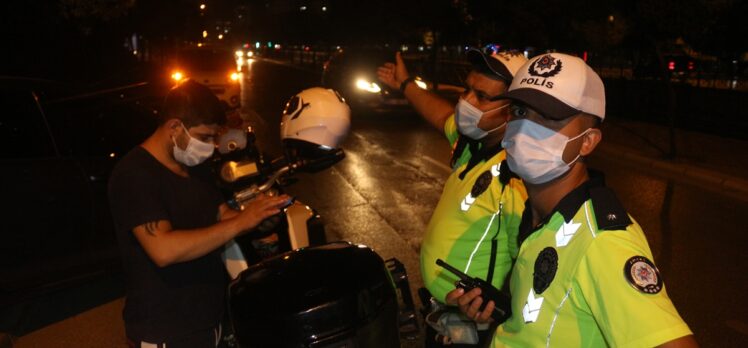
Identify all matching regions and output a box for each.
[378,47,527,346]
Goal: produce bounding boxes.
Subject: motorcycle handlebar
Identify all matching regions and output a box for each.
[231,149,345,205]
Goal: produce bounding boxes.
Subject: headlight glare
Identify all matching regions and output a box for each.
[355,78,381,93]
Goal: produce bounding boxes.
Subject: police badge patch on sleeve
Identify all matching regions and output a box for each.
[624,256,663,294]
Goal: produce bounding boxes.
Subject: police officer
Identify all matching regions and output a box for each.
[448,53,697,347]
[378,48,527,346]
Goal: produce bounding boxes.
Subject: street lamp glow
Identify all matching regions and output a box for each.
[218,34,224,40]
[202,30,208,38]
[200,4,206,10]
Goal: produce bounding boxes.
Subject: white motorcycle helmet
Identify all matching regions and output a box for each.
[280,87,351,151]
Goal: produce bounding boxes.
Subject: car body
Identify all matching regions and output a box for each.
[171,46,242,109]
[234,47,256,72]
[665,55,697,80]
[321,47,417,110]
[321,47,467,111]
[0,77,157,307]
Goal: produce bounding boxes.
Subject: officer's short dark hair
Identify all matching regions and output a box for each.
[161,79,226,127]
[473,65,509,85]
[581,113,602,128]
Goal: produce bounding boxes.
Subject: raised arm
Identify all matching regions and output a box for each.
[377,52,455,130]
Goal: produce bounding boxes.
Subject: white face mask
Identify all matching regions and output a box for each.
[172,123,215,167]
[455,98,508,140]
[501,119,591,184]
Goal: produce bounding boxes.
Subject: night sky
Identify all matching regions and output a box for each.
[1,0,746,83]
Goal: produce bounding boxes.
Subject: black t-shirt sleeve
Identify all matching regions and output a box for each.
[109,163,170,234]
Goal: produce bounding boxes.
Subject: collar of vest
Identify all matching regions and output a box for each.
[518,170,631,245]
[452,135,504,180]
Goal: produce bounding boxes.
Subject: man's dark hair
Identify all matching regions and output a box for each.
[473,65,509,84]
[160,80,226,127]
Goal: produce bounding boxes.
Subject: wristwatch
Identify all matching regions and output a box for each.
[399,76,417,93]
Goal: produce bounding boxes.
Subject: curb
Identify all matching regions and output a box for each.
[595,143,748,202]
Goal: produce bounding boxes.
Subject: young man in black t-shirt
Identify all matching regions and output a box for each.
[109,80,290,347]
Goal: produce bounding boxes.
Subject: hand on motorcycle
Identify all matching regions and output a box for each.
[445,286,495,324]
[233,193,291,234]
[377,51,410,90]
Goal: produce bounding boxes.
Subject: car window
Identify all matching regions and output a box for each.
[0,88,56,159]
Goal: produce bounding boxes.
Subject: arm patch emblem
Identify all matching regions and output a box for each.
[624,256,663,294]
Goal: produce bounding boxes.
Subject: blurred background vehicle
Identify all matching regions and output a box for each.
[665,54,697,81]
[321,47,469,112]
[170,46,241,110]
[321,47,423,111]
[234,46,255,72]
[0,77,157,308]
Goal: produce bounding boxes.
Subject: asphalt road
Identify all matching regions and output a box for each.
[8,58,748,347]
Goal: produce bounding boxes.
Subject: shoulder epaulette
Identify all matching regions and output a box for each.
[589,186,632,231]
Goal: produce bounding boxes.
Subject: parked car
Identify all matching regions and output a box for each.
[171,46,242,109]
[0,77,157,307]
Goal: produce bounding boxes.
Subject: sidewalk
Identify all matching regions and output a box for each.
[594,117,748,202]
[11,300,126,348]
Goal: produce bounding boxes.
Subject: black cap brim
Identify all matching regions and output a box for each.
[498,88,581,120]
[467,48,512,84]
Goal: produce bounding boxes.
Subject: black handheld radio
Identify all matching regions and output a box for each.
[436,259,512,323]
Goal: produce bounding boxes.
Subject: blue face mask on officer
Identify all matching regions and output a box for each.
[454,98,509,140]
[502,119,591,184]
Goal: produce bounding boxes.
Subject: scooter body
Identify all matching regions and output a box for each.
[214,127,331,277]
[214,127,418,347]
[223,199,323,279]
[228,242,401,348]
